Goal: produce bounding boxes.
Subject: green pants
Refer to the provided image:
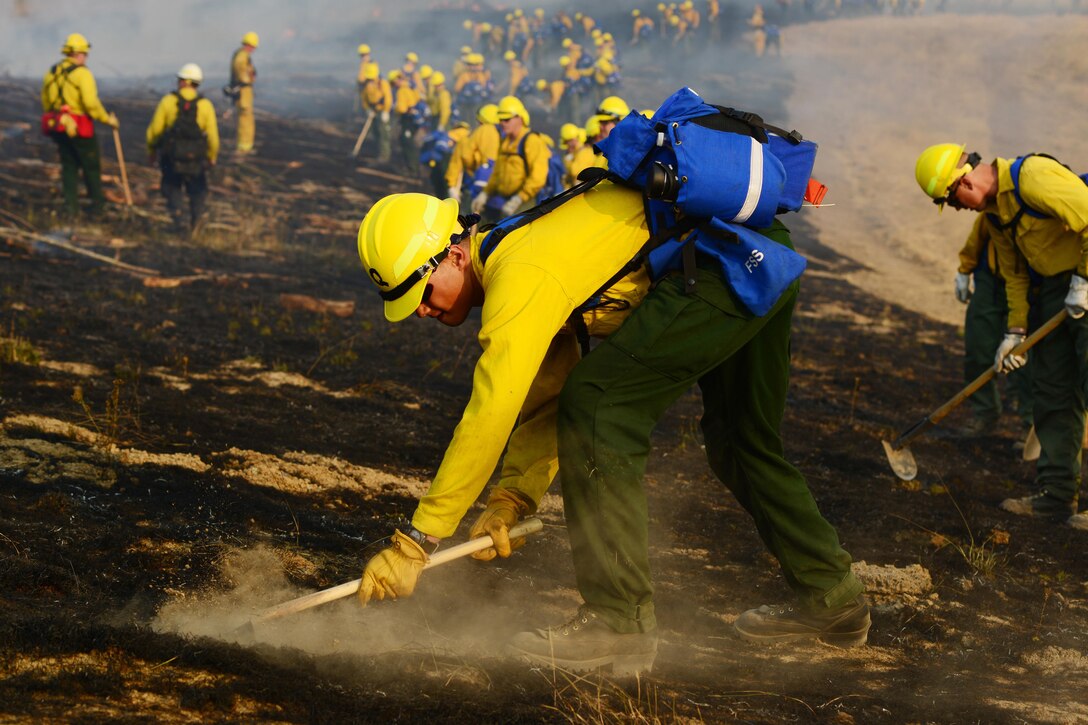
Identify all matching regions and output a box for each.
[965,264,1032,425]
[557,223,862,634]
[52,134,104,216]
[1030,274,1088,504]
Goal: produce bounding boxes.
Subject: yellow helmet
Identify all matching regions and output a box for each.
[535,78,548,91]
[657,2,667,10]
[357,194,462,322]
[62,33,91,54]
[504,50,517,61]
[419,64,433,79]
[480,22,492,32]
[496,95,530,125]
[405,51,419,64]
[591,28,602,38]
[362,62,380,80]
[632,8,641,16]
[559,55,571,67]
[596,95,630,120]
[431,71,446,86]
[915,143,969,203]
[514,8,524,17]
[388,69,403,81]
[242,31,260,48]
[467,52,485,65]
[640,108,656,118]
[585,115,602,139]
[357,43,371,55]
[560,122,581,143]
[476,103,499,124]
[669,15,680,25]
[462,19,473,30]
[460,45,473,55]
[535,8,545,17]
[561,37,573,48]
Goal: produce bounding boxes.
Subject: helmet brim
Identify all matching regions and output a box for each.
[384,276,430,322]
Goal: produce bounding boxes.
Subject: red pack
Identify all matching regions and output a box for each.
[40,108,94,138]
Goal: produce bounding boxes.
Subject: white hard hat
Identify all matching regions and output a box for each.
[177,63,204,84]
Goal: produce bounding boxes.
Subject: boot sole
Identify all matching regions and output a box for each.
[508,645,657,676]
[735,625,869,648]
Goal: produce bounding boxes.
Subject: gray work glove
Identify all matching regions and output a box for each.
[1064,275,1088,319]
[994,332,1027,373]
[446,184,461,202]
[954,272,972,304]
[471,191,489,214]
[500,195,522,217]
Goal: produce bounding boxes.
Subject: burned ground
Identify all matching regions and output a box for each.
[2,40,1087,725]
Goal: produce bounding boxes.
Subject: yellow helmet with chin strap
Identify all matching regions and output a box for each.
[476,103,499,124]
[241,31,260,48]
[62,33,91,54]
[357,194,462,322]
[915,143,976,207]
[595,95,630,121]
[496,95,530,125]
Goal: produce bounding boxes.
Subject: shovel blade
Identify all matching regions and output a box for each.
[882,439,918,481]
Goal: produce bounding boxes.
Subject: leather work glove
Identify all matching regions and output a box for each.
[468,487,535,561]
[106,112,120,129]
[446,184,461,202]
[1064,275,1088,319]
[954,272,972,304]
[500,195,522,217]
[471,191,489,214]
[994,331,1027,373]
[358,529,428,605]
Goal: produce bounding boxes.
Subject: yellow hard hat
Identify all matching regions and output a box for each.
[461,45,473,55]
[603,32,613,41]
[535,8,545,17]
[357,194,461,322]
[591,28,602,38]
[640,108,656,118]
[504,50,517,61]
[632,8,641,16]
[388,69,403,81]
[480,22,492,32]
[177,63,204,84]
[596,95,630,120]
[682,0,693,8]
[915,143,969,203]
[405,52,419,63]
[420,64,433,79]
[514,8,524,17]
[560,122,581,143]
[535,78,548,91]
[585,115,603,139]
[357,43,371,55]
[476,103,500,124]
[657,2,667,10]
[669,15,680,25]
[242,31,260,48]
[561,37,573,48]
[362,62,380,80]
[62,33,91,54]
[575,12,583,20]
[463,19,473,29]
[467,52,485,65]
[559,55,571,67]
[496,95,530,125]
[505,13,513,21]
[431,71,446,86]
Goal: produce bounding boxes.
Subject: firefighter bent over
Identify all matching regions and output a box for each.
[146,63,219,237]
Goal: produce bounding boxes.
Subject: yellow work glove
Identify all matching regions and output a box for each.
[358,529,428,605]
[468,487,534,561]
[106,112,120,129]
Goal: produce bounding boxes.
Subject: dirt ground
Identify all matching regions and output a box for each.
[2,11,1088,725]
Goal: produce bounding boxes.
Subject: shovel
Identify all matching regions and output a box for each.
[883,309,1068,480]
[233,516,544,638]
[350,112,375,158]
[111,125,133,207]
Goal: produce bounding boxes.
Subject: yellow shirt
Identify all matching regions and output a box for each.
[361,78,392,112]
[393,84,420,115]
[231,47,255,86]
[411,183,651,537]
[145,87,220,161]
[468,123,501,172]
[989,155,1088,329]
[40,59,111,122]
[957,214,998,276]
[565,144,595,188]
[444,127,474,188]
[485,126,551,202]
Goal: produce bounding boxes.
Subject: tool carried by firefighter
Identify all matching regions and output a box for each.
[112,125,133,207]
[351,112,375,158]
[233,517,543,637]
[882,309,1067,480]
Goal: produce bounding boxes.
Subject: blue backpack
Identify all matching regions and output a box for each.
[537,149,566,203]
[989,154,1088,241]
[478,87,823,350]
[419,130,455,169]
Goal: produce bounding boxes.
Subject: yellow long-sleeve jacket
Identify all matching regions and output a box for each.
[40,59,111,122]
[393,84,420,115]
[411,183,652,537]
[957,214,998,276]
[508,60,528,95]
[988,155,1088,329]
[444,126,475,188]
[467,122,500,172]
[455,68,491,94]
[485,126,551,202]
[230,47,255,87]
[145,88,220,162]
[565,144,595,188]
[431,86,452,130]
[360,78,392,113]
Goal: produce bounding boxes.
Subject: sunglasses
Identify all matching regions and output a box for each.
[935,152,981,208]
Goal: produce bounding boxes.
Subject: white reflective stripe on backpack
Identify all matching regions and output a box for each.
[731,137,764,225]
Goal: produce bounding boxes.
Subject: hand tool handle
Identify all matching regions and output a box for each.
[890,308,1067,450]
[249,517,544,624]
[351,112,375,158]
[112,126,134,206]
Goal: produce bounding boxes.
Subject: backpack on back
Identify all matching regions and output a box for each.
[160,92,207,175]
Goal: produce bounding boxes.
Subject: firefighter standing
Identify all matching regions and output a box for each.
[471,95,550,223]
[40,33,119,219]
[230,31,258,155]
[359,62,393,163]
[146,63,219,237]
